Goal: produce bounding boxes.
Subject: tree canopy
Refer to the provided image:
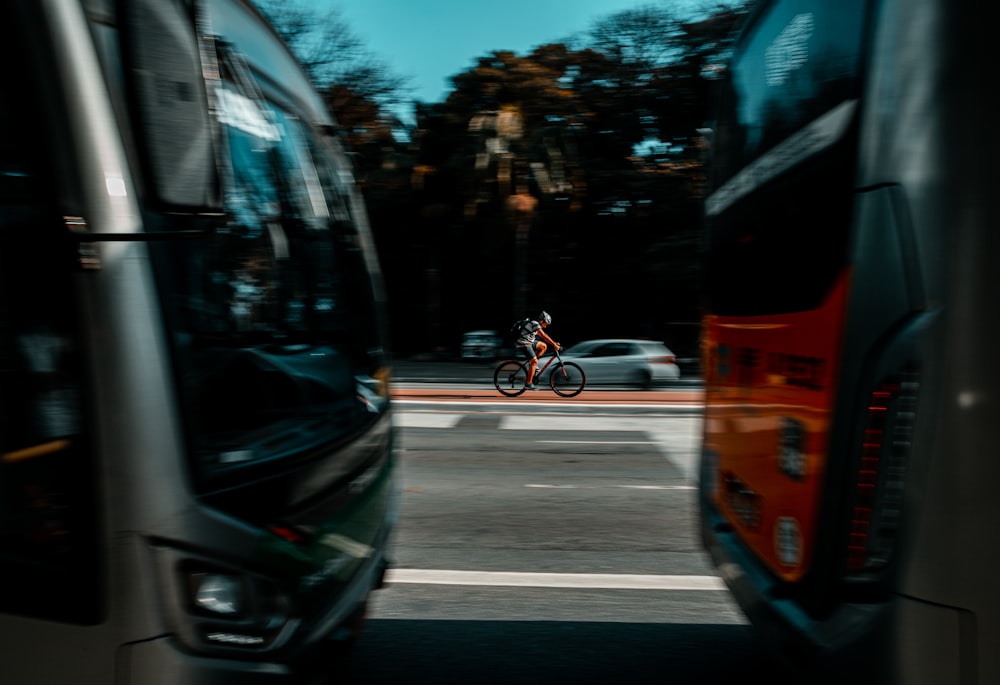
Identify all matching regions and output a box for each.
[259,0,753,358]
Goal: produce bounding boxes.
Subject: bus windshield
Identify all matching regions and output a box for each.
[154,82,387,494]
[710,0,869,187]
[704,0,870,316]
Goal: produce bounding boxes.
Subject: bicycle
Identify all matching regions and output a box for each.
[493,348,586,398]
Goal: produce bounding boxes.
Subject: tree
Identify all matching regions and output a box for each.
[581,4,686,76]
[571,2,751,157]
[255,1,406,98]
[394,3,753,351]
[256,0,753,356]
[254,0,411,147]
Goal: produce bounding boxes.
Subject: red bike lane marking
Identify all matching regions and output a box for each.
[390,387,704,405]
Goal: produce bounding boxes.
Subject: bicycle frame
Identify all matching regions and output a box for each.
[494,349,585,398]
[532,350,563,377]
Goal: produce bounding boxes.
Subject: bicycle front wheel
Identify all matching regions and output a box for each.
[549,361,585,397]
[494,360,529,397]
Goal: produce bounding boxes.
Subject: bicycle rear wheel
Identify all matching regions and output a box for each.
[549,361,585,397]
[494,360,529,397]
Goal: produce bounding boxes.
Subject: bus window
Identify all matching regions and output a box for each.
[710,0,870,187]
[0,23,101,625]
[705,0,870,317]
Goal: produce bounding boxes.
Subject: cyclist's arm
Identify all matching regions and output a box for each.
[538,330,559,349]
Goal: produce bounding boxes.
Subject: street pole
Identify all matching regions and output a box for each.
[508,191,536,321]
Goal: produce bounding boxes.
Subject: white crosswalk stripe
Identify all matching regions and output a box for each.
[500,415,675,431]
[386,569,724,590]
[394,412,702,484]
[393,412,465,428]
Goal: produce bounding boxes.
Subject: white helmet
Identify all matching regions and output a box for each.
[538,311,552,324]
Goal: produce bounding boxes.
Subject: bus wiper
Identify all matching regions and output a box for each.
[65,215,219,242]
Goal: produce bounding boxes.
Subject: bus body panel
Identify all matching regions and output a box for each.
[881,2,1000,676]
[702,274,849,582]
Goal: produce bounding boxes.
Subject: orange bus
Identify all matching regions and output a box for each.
[699,0,999,682]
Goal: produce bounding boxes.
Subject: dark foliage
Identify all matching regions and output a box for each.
[263,1,753,358]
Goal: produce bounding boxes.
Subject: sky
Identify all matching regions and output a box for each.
[326,0,699,113]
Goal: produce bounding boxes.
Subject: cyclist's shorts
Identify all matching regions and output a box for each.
[516,344,537,360]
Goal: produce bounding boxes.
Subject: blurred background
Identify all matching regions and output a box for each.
[256,0,753,362]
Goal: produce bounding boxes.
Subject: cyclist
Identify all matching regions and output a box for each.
[515,311,561,389]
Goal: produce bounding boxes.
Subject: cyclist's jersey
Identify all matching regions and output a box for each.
[515,320,542,347]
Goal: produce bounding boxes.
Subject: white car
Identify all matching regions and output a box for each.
[460,330,503,361]
[553,339,680,388]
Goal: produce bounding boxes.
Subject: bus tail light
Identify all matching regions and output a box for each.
[845,372,919,575]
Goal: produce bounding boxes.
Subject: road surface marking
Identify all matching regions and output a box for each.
[394,412,678,431]
[393,412,703,486]
[385,569,725,590]
[525,483,694,490]
[500,415,675,431]
[538,439,658,445]
[394,412,464,428]
[393,399,702,412]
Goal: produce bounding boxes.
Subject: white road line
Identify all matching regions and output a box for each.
[538,440,657,445]
[394,412,464,428]
[500,415,675,431]
[385,569,725,591]
[393,412,704,486]
[525,484,694,490]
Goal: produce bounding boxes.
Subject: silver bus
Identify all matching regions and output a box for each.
[699,0,999,683]
[0,0,397,681]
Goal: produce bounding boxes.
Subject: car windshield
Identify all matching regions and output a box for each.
[638,342,671,355]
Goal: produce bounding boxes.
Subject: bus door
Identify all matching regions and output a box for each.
[0,0,104,642]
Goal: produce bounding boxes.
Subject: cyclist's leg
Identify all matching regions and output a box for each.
[520,344,538,386]
[531,341,549,382]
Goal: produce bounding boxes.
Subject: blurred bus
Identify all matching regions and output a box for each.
[698,0,998,682]
[0,0,397,681]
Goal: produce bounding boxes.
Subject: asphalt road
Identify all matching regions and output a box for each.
[329,395,791,684]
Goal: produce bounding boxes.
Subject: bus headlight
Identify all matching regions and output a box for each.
[178,564,292,652]
[191,573,245,616]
